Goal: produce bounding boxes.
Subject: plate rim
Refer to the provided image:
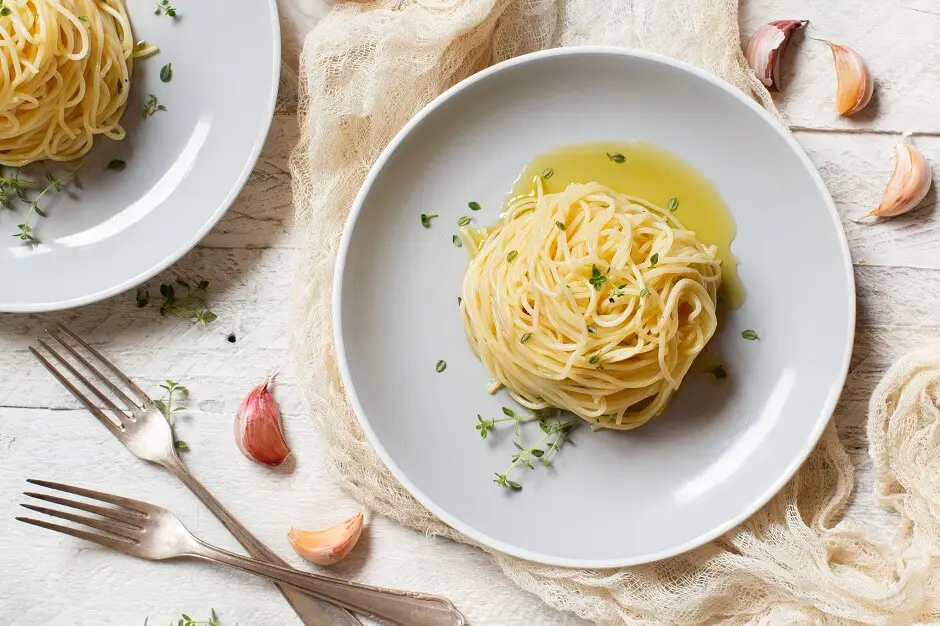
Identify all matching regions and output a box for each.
[0,0,281,313]
[333,45,856,568]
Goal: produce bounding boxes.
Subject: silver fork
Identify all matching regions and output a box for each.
[29,323,359,625]
[17,479,466,626]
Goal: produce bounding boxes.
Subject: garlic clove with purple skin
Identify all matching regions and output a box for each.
[234,374,291,466]
[745,20,807,91]
[288,511,364,565]
[827,41,873,116]
[862,135,932,221]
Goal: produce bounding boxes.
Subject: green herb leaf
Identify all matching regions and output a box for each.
[457,296,462,305]
[0,7,10,16]
[457,215,471,227]
[667,197,679,211]
[420,213,437,228]
[502,407,516,417]
[742,329,760,340]
[588,265,608,291]
[507,250,518,263]
[589,354,600,365]
[468,201,481,211]
[541,168,554,179]
[174,440,189,450]
[708,364,728,380]
[142,93,167,118]
[107,159,126,171]
[639,287,651,298]
[159,63,172,83]
[650,252,659,266]
[520,332,532,344]
[78,15,88,21]
[435,359,447,373]
[587,325,596,334]
[607,152,626,163]
[136,288,150,308]
[452,234,462,247]
[555,221,566,231]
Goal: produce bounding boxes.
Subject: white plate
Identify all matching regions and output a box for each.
[0,0,279,312]
[335,48,855,567]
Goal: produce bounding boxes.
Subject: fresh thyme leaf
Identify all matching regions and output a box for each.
[457,215,471,227]
[419,213,437,228]
[0,7,10,16]
[650,252,659,266]
[589,354,600,365]
[452,234,462,247]
[588,265,607,291]
[708,365,728,380]
[142,93,167,118]
[667,197,679,211]
[155,0,178,18]
[507,250,518,263]
[457,296,462,305]
[742,329,760,340]
[587,325,596,334]
[136,288,150,308]
[174,440,189,450]
[520,332,532,344]
[78,15,87,21]
[468,201,481,211]
[107,159,126,171]
[607,152,626,163]
[159,63,172,82]
[435,359,446,373]
[502,407,516,417]
[639,287,651,298]
[555,221,566,231]
[541,168,554,179]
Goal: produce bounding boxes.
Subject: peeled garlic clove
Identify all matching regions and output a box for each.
[827,42,873,116]
[745,20,807,91]
[234,374,291,466]
[288,511,364,565]
[866,135,932,220]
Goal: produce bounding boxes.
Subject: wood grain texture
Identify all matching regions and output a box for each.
[1,0,937,623]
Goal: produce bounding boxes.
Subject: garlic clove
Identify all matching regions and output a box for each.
[234,374,291,466]
[288,511,364,565]
[827,42,873,116]
[865,135,933,220]
[745,20,807,91]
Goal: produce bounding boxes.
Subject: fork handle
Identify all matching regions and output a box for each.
[163,457,360,626]
[188,538,466,626]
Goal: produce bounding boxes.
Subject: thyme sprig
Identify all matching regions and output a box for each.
[478,407,579,490]
[5,164,82,243]
[137,277,217,325]
[154,379,190,450]
[155,0,178,18]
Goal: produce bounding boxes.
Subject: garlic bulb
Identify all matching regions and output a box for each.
[234,374,291,466]
[745,20,807,91]
[864,135,932,221]
[826,42,873,116]
[288,511,364,565]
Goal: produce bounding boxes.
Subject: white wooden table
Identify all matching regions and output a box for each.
[0,1,937,624]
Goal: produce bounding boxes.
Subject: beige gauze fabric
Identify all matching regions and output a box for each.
[289,1,940,622]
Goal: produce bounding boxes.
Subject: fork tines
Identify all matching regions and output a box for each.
[29,322,150,434]
[17,479,148,550]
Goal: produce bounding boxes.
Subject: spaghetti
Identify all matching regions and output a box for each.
[0,0,133,166]
[460,180,720,430]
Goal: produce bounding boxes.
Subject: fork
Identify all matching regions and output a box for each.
[17,479,466,626]
[29,323,360,625]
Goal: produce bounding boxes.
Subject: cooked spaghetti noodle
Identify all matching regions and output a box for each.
[0,0,133,166]
[459,180,720,430]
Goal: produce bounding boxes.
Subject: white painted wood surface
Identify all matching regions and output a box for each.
[1,1,937,624]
